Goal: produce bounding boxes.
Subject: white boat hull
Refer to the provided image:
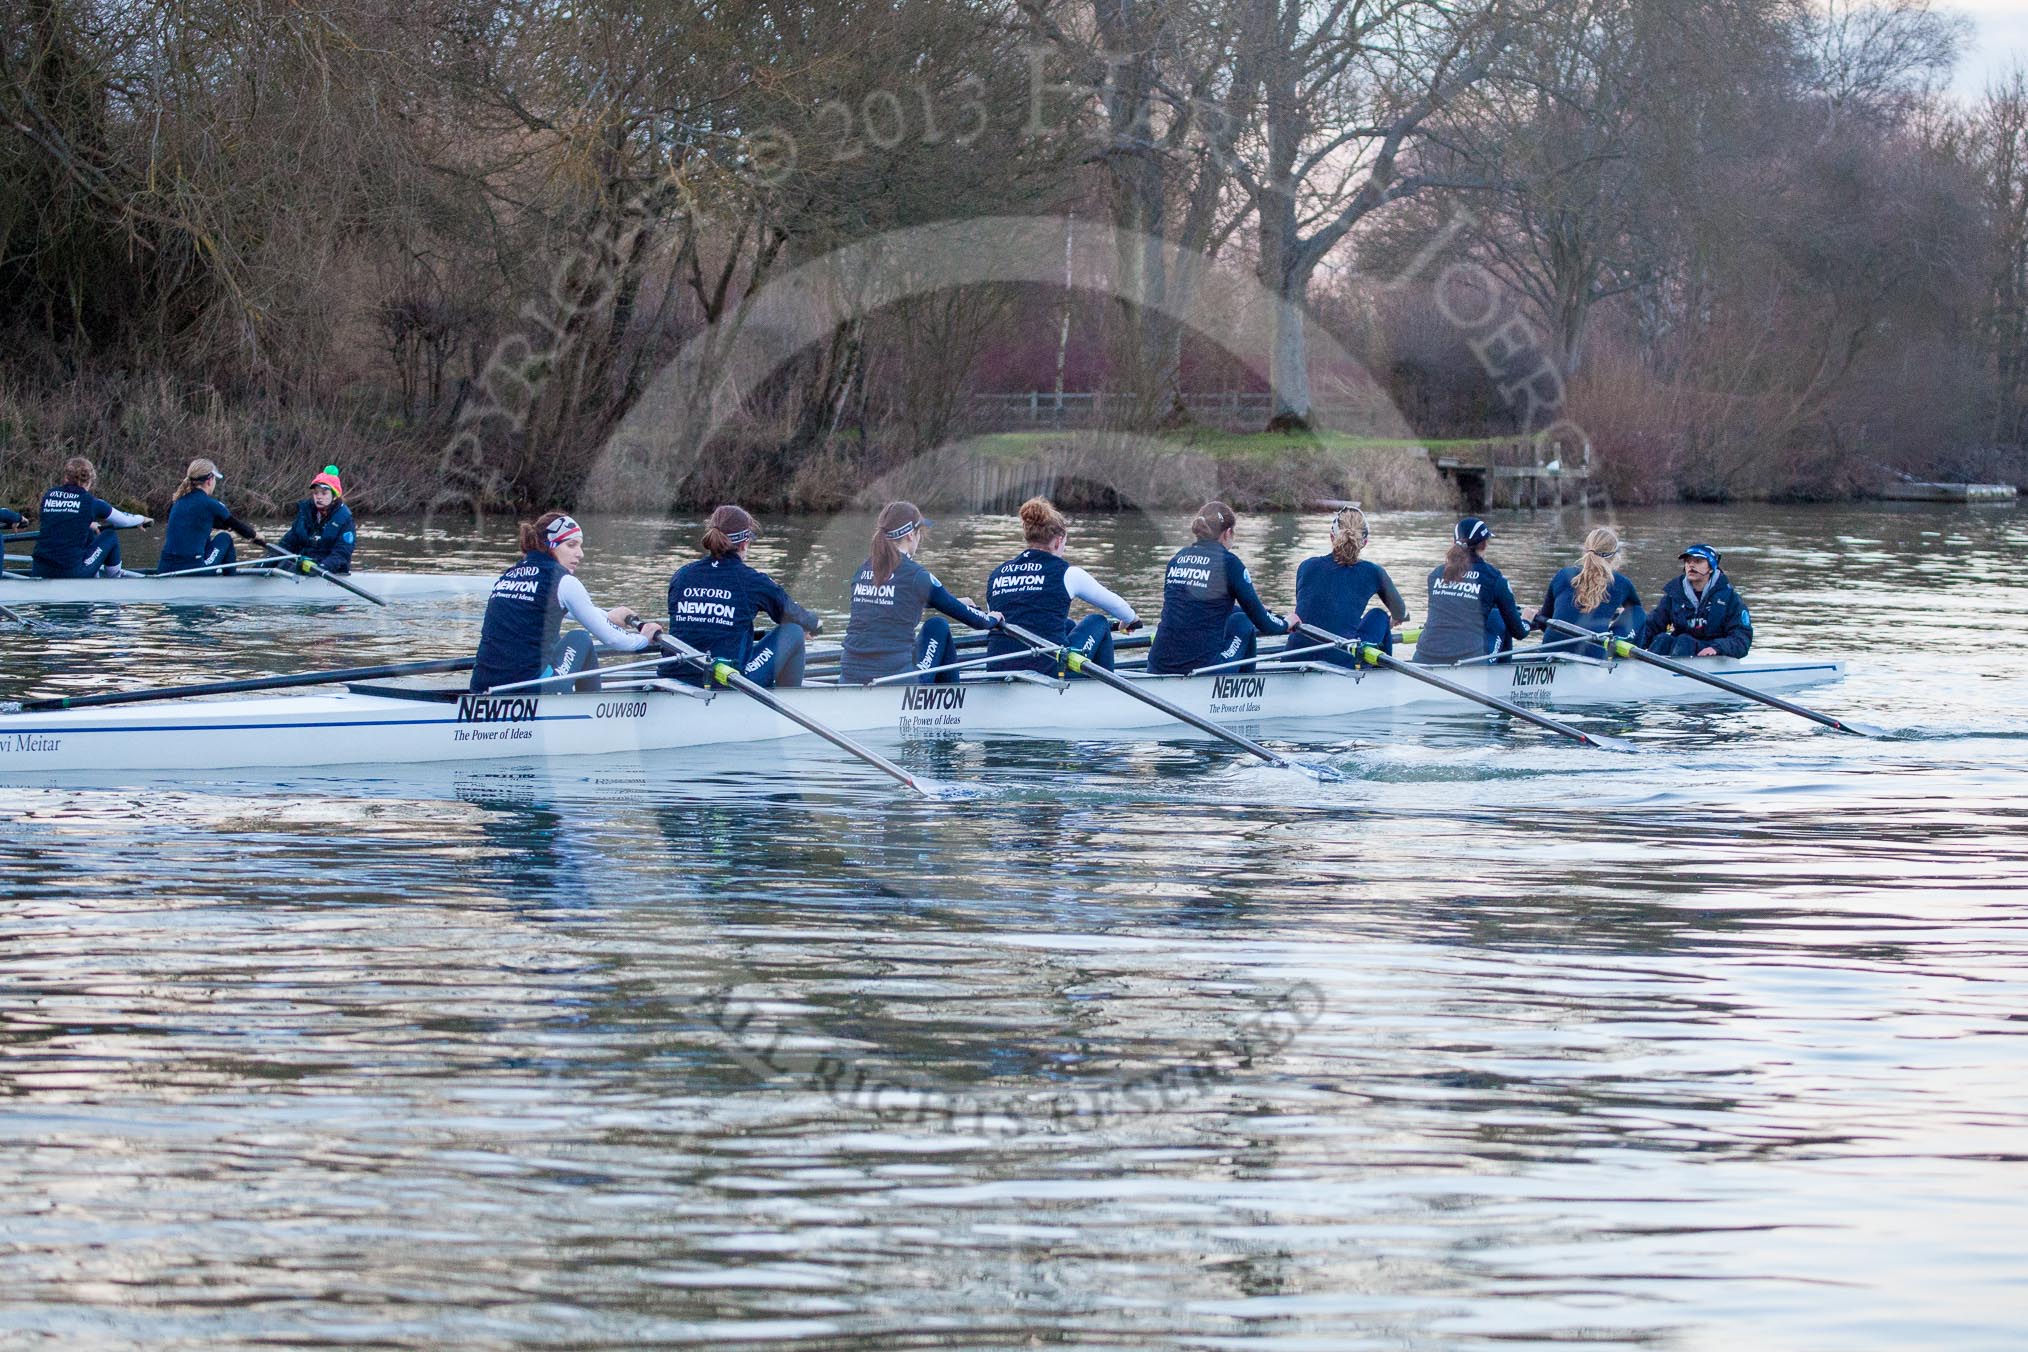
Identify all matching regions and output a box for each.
[0,653,1847,775]
[0,569,494,606]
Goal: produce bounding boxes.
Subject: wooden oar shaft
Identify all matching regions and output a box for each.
[17,657,478,711]
[1296,622,1632,752]
[1542,618,1874,735]
[998,620,1306,772]
[649,634,928,796]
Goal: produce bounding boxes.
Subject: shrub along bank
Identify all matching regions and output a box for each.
[0,385,1465,517]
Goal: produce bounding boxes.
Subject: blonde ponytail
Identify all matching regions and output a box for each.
[1574,526,1619,613]
[1330,507,1367,565]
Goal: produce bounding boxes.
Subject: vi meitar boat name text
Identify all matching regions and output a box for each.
[1,733,62,754]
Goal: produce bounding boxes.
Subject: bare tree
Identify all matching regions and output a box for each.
[1021,0,1257,425]
[1964,69,2028,454]
[1398,0,1795,378]
[1801,0,1966,138]
[0,0,449,381]
[434,0,1060,507]
[1228,0,1521,430]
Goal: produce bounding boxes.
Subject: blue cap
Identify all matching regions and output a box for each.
[1678,543,1720,569]
[1455,517,1493,547]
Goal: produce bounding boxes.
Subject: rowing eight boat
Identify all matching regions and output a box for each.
[0,568,495,606]
[0,651,1844,774]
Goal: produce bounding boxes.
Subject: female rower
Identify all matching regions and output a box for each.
[840,501,998,685]
[158,458,263,574]
[1412,516,1530,664]
[1529,526,1644,641]
[0,507,23,530]
[29,457,151,579]
[1292,506,1408,666]
[470,513,663,692]
[983,497,1140,676]
[273,465,357,574]
[1148,501,1288,674]
[665,505,822,688]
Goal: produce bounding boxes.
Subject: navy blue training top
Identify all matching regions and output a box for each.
[278,500,357,572]
[1536,566,1644,637]
[29,484,115,576]
[1414,557,1530,664]
[470,551,568,691]
[667,553,821,666]
[983,548,1079,674]
[1148,539,1284,674]
[1293,555,1408,640]
[840,554,992,683]
[160,489,256,572]
[0,507,22,529]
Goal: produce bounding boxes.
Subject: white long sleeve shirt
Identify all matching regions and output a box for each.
[1064,565,1138,626]
[557,575,650,651]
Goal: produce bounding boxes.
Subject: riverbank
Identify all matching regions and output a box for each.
[5,375,2015,517]
[793,431,1464,514]
[0,374,437,518]
[0,379,1463,515]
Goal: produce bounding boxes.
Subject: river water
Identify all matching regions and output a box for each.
[2,502,2024,1349]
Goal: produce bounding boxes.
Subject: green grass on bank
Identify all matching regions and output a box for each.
[965,430,1488,460]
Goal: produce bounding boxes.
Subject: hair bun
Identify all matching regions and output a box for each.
[1190,500,1237,540]
[1017,497,1068,545]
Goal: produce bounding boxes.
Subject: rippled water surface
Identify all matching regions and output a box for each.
[3,502,2025,1349]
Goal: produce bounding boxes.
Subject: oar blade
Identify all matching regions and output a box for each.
[917,776,987,801]
[1830,718,1892,739]
[1582,730,1642,754]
